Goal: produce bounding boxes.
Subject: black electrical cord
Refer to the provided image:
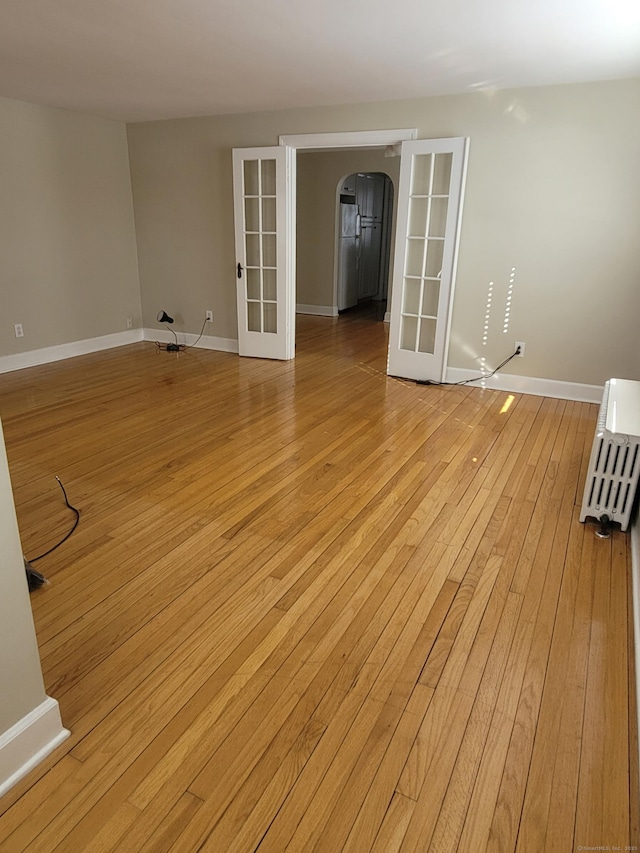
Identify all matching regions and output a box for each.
[183,318,208,349]
[414,348,521,387]
[28,476,80,563]
[155,341,185,352]
[154,317,209,352]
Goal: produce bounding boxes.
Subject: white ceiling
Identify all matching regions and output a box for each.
[1,0,639,123]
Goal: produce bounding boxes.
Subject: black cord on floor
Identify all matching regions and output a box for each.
[28,476,80,563]
[415,348,520,387]
[155,342,184,351]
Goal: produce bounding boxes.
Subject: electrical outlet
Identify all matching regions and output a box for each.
[126,317,133,329]
[14,323,23,338]
[205,310,213,322]
[515,341,525,357]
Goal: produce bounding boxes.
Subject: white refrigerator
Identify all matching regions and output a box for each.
[338,202,360,312]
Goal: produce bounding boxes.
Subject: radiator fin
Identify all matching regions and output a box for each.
[580,379,640,532]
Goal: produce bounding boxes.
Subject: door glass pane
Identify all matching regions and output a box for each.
[263,268,277,301]
[262,197,276,232]
[428,198,449,238]
[246,233,261,267]
[408,198,428,237]
[247,268,261,300]
[421,281,440,317]
[405,239,425,278]
[261,160,276,195]
[412,154,433,195]
[237,151,284,350]
[432,153,452,195]
[425,240,444,279]
[244,160,259,196]
[245,197,260,232]
[400,315,418,351]
[262,234,276,268]
[247,301,262,332]
[403,279,421,315]
[263,302,277,334]
[418,318,437,353]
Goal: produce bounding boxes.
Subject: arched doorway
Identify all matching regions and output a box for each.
[337,172,394,317]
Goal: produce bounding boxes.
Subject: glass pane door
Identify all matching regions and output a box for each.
[387,138,468,382]
[232,146,295,360]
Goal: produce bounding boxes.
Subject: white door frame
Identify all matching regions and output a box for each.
[234,127,418,359]
[275,129,417,349]
[279,129,417,151]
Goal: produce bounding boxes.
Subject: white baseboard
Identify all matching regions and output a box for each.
[0,329,144,375]
[383,312,391,323]
[143,328,239,353]
[296,304,338,317]
[444,367,603,404]
[0,327,240,375]
[0,327,604,406]
[0,697,69,799]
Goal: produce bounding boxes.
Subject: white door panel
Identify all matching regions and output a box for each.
[233,146,295,360]
[387,138,469,381]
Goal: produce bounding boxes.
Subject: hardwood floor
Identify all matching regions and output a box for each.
[0,310,637,851]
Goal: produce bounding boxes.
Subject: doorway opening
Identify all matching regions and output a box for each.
[336,172,394,322]
[295,144,400,333]
[233,130,469,381]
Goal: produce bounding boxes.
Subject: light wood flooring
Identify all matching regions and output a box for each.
[0,310,638,851]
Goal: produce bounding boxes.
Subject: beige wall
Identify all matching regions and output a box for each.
[296,149,400,308]
[127,78,640,386]
[0,419,47,733]
[0,96,141,358]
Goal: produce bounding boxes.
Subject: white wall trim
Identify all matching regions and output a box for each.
[143,328,239,353]
[630,523,640,783]
[444,367,603,403]
[0,697,69,799]
[0,325,242,376]
[0,329,144,375]
[279,129,417,150]
[383,311,391,323]
[295,304,338,318]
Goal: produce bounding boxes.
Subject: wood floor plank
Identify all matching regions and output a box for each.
[573,527,630,851]
[435,402,582,850]
[120,522,434,846]
[0,756,83,840]
[629,545,640,848]
[371,792,416,853]
[504,507,591,853]
[457,430,580,851]
[398,590,522,853]
[341,686,435,853]
[194,718,327,853]
[0,307,635,853]
[485,540,566,847]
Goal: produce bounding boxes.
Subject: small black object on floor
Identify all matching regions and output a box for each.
[24,558,47,592]
[595,513,612,539]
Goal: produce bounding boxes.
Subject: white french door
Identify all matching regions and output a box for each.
[232,146,295,360]
[387,137,469,382]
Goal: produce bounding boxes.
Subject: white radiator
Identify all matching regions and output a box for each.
[580,378,640,532]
